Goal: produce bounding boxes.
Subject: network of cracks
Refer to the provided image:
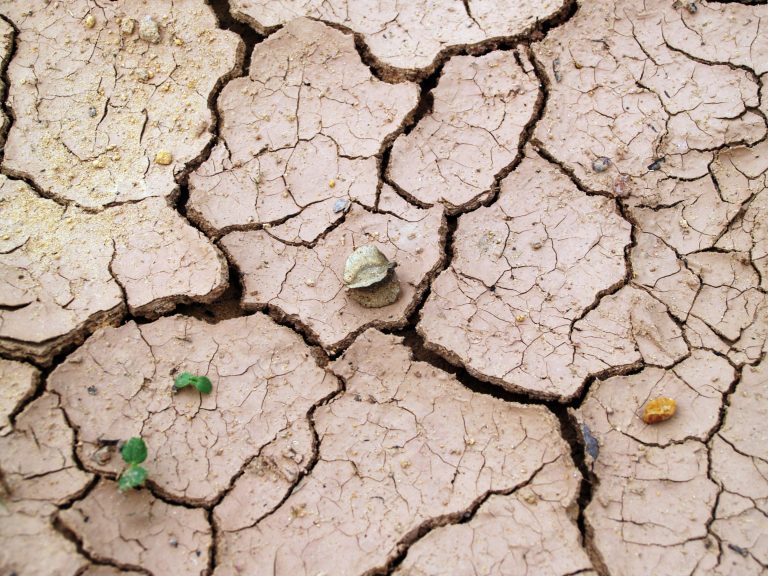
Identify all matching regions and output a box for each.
[1,0,767,575]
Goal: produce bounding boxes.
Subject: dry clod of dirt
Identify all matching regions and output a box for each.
[663,1,768,74]
[0,499,89,575]
[533,0,766,202]
[576,352,767,576]
[388,50,540,212]
[49,314,338,505]
[418,149,636,400]
[630,231,700,321]
[715,140,768,291]
[0,358,39,435]
[710,357,768,574]
[0,392,93,504]
[575,368,724,575]
[59,480,212,574]
[221,202,445,353]
[0,0,241,208]
[686,251,764,343]
[215,329,588,575]
[0,176,228,364]
[228,0,567,74]
[188,18,418,242]
[391,456,593,576]
[0,393,93,574]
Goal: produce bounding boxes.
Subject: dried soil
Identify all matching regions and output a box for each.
[0,0,766,574]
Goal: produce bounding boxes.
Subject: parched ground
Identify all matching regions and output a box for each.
[0,1,766,575]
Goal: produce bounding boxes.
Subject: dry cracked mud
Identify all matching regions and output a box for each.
[228,0,569,75]
[1,0,767,575]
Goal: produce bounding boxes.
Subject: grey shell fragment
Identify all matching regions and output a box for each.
[343,245,396,289]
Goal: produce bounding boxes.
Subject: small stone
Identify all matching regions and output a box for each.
[120,18,135,35]
[552,58,562,82]
[87,106,97,118]
[686,2,698,14]
[155,150,173,165]
[136,68,154,82]
[84,14,96,29]
[647,157,665,171]
[90,445,112,465]
[328,179,336,188]
[613,174,630,198]
[592,157,611,173]
[642,397,677,424]
[515,314,526,323]
[581,423,599,462]
[332,198,349,214]
[139,16,161,44]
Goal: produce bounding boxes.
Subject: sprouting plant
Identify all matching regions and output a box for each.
[118,437,148,492]
[173,372,213,394]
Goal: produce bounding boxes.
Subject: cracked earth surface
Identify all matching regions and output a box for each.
[0,1,766,575]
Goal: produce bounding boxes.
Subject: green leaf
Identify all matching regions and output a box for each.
[173,372,213,395]
[192,375,213,394]
[120,437,147,465]
[118,464,147,492]
[173,372,195,390]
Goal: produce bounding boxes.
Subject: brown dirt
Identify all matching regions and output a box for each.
[0,0,766,574]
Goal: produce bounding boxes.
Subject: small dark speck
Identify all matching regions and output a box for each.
[728,543,749,557]
[169,537,178,548]
[195,550,202,557]
[686,2,698,14]
[88,106,97,118]
[664,90,671,98]
[87,385,97,395]
[648,158,665,171]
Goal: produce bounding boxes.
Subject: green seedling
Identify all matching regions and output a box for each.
[173,372,213,394]
[118,437,148,492]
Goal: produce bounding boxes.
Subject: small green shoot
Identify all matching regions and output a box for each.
[173,372,213,394]
[118,437,148,492]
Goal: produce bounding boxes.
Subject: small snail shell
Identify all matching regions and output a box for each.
[343,245,396,289]
[343,245,400,308]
